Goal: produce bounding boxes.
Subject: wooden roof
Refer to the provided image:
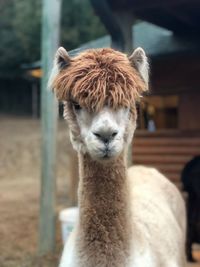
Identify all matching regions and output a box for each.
[23,21,200,76]
[107,0,200,36]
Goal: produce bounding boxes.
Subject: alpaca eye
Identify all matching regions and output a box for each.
[72,101,81,111]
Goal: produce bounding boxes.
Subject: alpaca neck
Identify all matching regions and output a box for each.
[77,152,131,267]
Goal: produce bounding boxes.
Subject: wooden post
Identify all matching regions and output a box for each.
[39,0,62,254]
[113,10,134,54]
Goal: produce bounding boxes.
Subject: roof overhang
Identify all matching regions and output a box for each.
[106,0,200,36]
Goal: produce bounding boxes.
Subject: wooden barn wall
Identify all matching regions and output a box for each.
[179,91,200,130]
[150,54,200,95]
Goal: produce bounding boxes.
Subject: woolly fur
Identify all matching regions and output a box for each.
[76,153,131,267]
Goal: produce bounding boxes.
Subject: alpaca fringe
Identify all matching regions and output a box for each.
[52,48,147,112]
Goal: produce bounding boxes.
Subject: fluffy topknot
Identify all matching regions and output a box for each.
[52,48,147,112]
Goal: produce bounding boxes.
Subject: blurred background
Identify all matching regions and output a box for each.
[0,0,200,266]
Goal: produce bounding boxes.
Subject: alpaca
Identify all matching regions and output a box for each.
[181,156,200,262]
[49,47,186,267]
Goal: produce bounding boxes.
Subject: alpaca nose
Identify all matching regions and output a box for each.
[93,130,118,144]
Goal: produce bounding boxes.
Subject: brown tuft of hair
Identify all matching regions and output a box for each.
[52,48,147,112]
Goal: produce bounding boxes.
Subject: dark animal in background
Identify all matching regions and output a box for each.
[181,156,200,262]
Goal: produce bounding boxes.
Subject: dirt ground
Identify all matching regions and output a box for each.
[0,116,200,267]
[0,116,74,267]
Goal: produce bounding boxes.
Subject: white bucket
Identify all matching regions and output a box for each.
[59,207,79,244]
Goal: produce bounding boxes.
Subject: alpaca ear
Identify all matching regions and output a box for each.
[55,47,71,70]
[129,47,149,88]
[48,47,71,90]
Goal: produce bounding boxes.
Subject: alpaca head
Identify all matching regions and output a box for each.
[49,47,149,161]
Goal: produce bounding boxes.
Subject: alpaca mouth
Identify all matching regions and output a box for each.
[102,147,111,158]
[103,153,110,159]
[95,147,112,160]
[100,147,117,160]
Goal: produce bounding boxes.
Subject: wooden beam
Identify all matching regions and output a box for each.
[113,10,134,54]
[39,0,62,255]
[109,0,200,11]
[90,0,125,51]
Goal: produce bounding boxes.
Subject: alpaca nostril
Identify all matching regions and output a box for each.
[93,132,101,138]
[112,131,118,138]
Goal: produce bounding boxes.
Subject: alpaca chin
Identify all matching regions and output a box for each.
[85,139,124,162]
[88,149,123,164]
